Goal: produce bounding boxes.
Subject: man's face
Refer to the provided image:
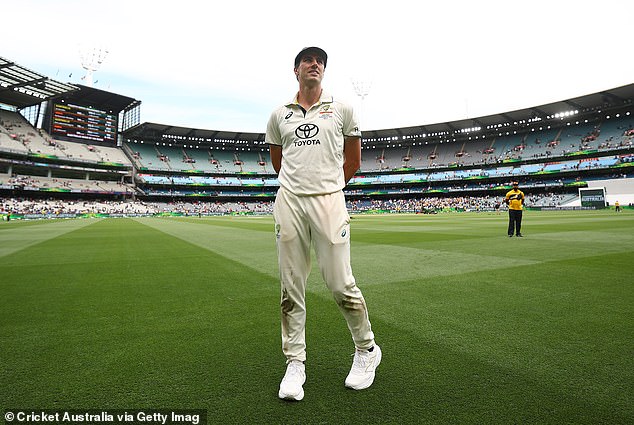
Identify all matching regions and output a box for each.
[294,54,325,85]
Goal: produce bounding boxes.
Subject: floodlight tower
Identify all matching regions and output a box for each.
[351,78,372,126]
[79,46,109,87]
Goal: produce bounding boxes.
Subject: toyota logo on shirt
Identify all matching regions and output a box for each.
[295,124,319,139]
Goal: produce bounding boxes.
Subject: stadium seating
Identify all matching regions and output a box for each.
[178,147,215,172]
[0,174,134,195]
[0,131,28,154]
[3,75,634,217]
[52,139,132,165]
[0,110,64,157]
[595,116,634,149]
[127,143,172,170]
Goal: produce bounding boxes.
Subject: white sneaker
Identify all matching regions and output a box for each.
[278,360,306,401]
[345,345,382,390]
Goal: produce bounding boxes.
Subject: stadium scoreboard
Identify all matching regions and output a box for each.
[579,187,606,208]
[43,84,139,146]
[51,102,117,143]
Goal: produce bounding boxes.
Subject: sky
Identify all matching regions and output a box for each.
[3,0,633,134]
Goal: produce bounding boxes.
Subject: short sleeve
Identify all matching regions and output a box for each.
[266,109,282,146]
[342,103,362,138]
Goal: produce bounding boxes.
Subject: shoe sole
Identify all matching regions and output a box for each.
[345,347,382,390]
[278,388,304,401]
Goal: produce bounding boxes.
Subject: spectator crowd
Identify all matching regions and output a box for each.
[1,193,572,219]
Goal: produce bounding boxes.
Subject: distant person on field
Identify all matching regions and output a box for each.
[615,200,621,212]
[266,46,380,401]
[504,181,525,237]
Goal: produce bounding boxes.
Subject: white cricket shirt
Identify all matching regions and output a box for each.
[266,91,362,196]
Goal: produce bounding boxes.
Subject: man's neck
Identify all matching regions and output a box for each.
[297,85,322,111]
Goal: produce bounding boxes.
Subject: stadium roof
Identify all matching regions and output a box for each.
[365,83,634,143]
[0,56,77,108]
[56,84,140,114]
[123,123,266,146]
[123,83,634,148]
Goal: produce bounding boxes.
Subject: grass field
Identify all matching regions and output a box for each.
[1,210,633,424]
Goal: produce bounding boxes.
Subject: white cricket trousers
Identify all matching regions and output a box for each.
[273,187,375,363]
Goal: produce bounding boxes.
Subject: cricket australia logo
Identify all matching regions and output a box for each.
[319,104,333,119]
[294,124,321,147]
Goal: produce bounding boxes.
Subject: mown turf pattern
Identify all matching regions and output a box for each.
[1,210,633,424]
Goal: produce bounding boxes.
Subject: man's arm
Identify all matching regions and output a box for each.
[269,145,282,174]
[343,136,362,183]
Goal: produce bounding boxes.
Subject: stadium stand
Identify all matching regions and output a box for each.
[136,144,173,171]
[1,174,134,195]
[53,138,132,165]
[0,109,61,157]
[2,55,633,218]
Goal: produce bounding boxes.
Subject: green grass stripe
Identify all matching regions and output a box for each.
[134,216,541,288]
[0,218,101,258]
[351,211,634,261]
[352,242,540,286]
[132,216,278,278]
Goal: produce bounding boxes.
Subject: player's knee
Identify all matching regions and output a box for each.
[332,289,364,310]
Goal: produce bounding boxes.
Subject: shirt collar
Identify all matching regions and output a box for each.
[286,91,333,107]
